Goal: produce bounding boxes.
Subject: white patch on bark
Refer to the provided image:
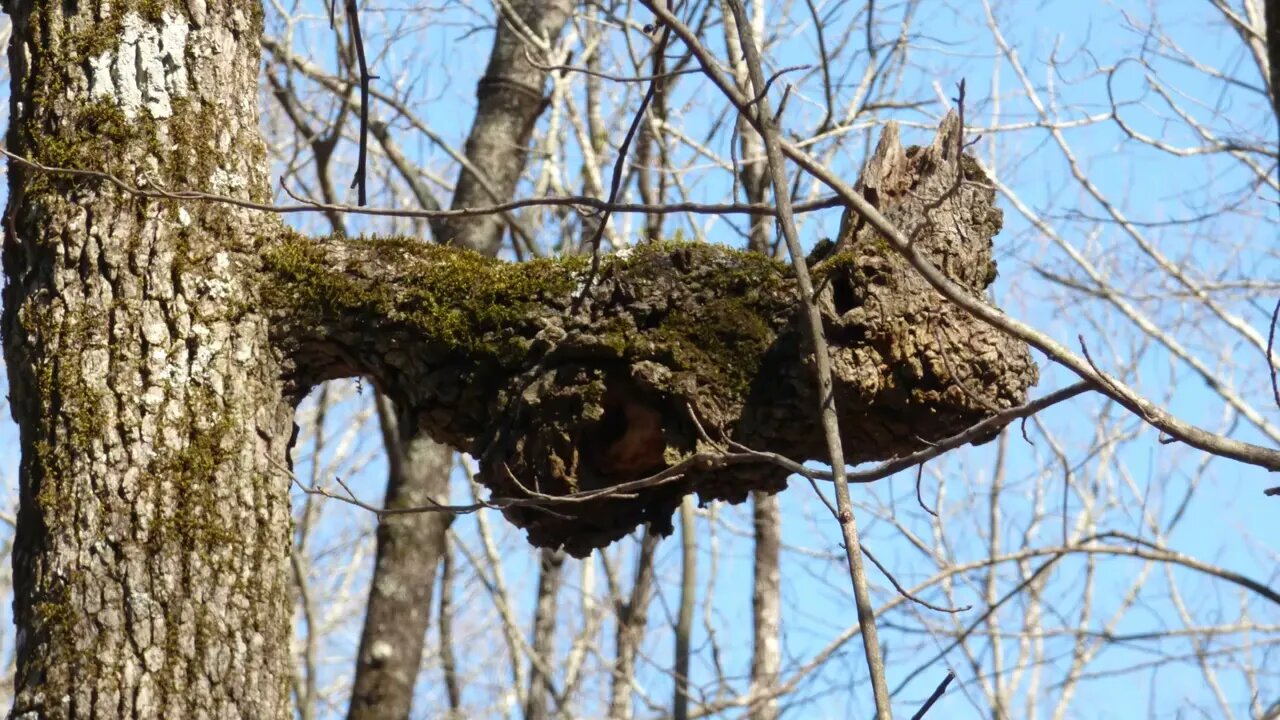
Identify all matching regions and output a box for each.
[209,166,247,193]
[371,640,394,661]
[186,0,208,26]
[89,12,190,119]
[203,252,236,302]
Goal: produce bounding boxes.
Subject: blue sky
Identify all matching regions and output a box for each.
[280,2,1278,716]
[2,0,1278,717]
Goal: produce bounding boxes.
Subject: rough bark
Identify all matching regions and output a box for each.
[345,3,570,716]
[3,0,294,717]
[264,114,1037,557]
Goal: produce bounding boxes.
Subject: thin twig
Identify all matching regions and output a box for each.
[744,64,810,108]
[1268,297,1279,409]
[575,7,673,307]
[910,671,955,719]
[523,46,698,84]
[277,447,765,520]
[0,143,842,220]
[914,466,936,517]
[716,1,893,715]
[861,545,970,614]
[846,382,1094,483]
[343,0,376,206]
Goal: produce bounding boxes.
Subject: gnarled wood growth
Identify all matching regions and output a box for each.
[266,114,1037,557]
[3,0,1034,713]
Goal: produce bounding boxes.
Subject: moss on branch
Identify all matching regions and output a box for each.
[260,116,1039,556]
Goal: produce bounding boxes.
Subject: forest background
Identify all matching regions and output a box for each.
[0,0,1277,718]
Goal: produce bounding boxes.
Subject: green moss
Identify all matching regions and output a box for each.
[22,306,110,511]
[652,298,777,396]
[22,98,135,195]
[606,240,790,396]
[136,0,177,23]
[809,247,866,280]
[164,98,225,188]
[606,239,789,286]
[31,581,78,669]
[266,236,793,399]
[144,387,243,551]
[66,15,127,61]
[139,383,244,708]
[263,234,588,364]
[593,315,633,357]
[959,153,988,183]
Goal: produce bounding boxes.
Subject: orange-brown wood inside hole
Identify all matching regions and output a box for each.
[585,379,668,483]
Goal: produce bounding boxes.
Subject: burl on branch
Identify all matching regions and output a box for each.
[266,114,1037,556]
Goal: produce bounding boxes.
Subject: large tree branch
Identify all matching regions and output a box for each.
[643,0,1280,475]
[264,118,1037,555]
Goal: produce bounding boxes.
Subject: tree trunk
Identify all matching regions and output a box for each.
[345,397,454,720]
[437,538,463,718]
[433,0,572,254]
[345,3,570,716]
[672,497,696,720]
[523,548,564,720]
[607,531,658,720]
[725,10,784,711]
[749,494,781,720]
[3,0,294,717]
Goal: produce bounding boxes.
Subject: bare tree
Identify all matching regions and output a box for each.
[2,1,1277,719]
